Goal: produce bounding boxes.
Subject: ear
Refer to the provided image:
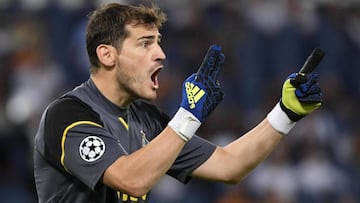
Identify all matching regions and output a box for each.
[96,44,116,67]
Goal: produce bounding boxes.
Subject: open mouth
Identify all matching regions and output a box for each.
[151,68,162,89]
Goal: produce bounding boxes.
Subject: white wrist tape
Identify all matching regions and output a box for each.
[267,103,296,135]
[168,107,201,142]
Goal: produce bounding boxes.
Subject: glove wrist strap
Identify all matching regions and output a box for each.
[267,103,296,135]
[168,107,201,142]
[279,99,304,121]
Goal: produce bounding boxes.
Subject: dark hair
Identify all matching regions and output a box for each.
[86,3,167,71]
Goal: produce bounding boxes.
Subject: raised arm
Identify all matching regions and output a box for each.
[192,70,322,183]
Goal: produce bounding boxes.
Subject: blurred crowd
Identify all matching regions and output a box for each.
[1,0,360,202]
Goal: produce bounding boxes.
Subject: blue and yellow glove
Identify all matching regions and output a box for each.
[267,72,322,134]
[169,45,225,141]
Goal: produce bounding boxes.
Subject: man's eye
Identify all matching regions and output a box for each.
[142,41,150,48]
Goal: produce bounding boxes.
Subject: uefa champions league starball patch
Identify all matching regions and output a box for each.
[79,136,105,162]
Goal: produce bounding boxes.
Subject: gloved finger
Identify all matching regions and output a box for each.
[197,45,222,82]
[298,91,322,103]
[210,87,224,101]
[301,72,319,91]
[217,89,224,101]
[296,84,321,98]
[298,79,318,95]
[210,52,225,81]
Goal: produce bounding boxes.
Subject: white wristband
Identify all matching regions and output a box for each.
[267,103,296,135]
[168,107,201,142]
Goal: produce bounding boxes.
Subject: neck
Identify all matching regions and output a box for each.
[90,73,134,108]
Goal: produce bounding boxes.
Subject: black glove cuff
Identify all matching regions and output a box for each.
[279,100,303,122]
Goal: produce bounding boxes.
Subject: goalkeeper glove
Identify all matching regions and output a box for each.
[267,72,322,134]
[168,45,225,141]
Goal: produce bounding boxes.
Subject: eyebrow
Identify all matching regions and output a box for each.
[138,33,162,42]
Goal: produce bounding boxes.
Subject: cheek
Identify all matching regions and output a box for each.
[118,57,136,76]
[116,62,143,87]
[118,54,144,73]
[117,52,150,82]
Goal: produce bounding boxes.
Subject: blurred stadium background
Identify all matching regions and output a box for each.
[1,0,360,202]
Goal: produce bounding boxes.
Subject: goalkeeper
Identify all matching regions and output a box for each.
[33,3,322,203]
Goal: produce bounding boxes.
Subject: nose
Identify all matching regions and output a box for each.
[155,44,166,61]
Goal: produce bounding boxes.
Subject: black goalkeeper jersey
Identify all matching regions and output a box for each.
[34,79,216,203]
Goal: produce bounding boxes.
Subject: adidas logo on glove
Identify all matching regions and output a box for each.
[185,82,205,109]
